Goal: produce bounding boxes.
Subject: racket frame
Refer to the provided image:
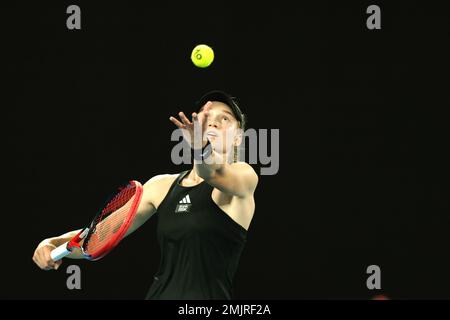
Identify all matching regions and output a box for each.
[50,180,143,261]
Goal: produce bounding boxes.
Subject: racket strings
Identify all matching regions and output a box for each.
[101,185,136,216]
[84,185,137,255]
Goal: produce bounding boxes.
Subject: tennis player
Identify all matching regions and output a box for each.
[32,90,258,299]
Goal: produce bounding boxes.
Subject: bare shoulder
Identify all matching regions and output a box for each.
[142,173,179,209]
[144,173,178,186]
[143,173,178,193]
[229,162,259,191]
[230,162,258,175]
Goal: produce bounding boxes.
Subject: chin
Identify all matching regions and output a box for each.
[207,136,221,146]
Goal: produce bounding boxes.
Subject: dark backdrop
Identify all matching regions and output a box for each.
[2,1,449,299]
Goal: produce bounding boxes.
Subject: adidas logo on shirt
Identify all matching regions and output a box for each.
[179,195,191,204]
[175,194,192,213]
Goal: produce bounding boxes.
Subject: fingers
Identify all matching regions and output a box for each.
[169,111,193,128]
[178,112,192,126]
[203,101,212,113]
[200,102,211,119]
[198,109,209,124]
[54,260,63,270]
[32,253,49,270]
[32,252,39,267]
[44,249,57,269]
[32,244,61,271]
[170,108,208,129]
[169,116,185,129]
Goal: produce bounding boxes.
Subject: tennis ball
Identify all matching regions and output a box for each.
[191,44,214,68]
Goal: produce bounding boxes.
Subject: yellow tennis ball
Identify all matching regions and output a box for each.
[191,44,214,68]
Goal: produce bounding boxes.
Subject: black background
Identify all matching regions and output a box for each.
[2,1,449,299]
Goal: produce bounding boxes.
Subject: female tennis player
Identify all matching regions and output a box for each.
[32,90,258,299]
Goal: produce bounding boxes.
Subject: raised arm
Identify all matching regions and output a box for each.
[196,160,258,198]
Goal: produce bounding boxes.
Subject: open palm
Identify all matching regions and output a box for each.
[169,101,212,148]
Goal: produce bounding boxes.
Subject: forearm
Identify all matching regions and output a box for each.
[194,150,226,180]
[195,158,258,198]
[44,230,81,246]
[42,229,84,259]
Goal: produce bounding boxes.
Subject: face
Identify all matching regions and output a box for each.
[200,101,242,156]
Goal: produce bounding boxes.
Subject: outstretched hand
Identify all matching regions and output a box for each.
[169,101,212,148]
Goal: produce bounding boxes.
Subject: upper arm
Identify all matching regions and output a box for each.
[204,163,259,198]
[124,174,171,237]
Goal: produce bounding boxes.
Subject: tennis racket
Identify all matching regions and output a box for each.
[50,180,143,261]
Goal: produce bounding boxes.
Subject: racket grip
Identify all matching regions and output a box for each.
[50,242,71,261]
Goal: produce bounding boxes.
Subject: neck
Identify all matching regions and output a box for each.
[188,166,205,183]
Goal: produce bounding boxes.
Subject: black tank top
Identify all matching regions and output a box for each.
[145,170,248,300]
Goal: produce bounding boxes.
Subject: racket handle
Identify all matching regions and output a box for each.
[50,242,71,261]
